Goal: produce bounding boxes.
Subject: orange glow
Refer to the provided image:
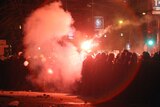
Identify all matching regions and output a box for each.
[118,20,124,24]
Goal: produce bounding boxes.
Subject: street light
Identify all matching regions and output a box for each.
[120,33,124,37]
[118,20,124,25]
[142,12,146,15]
[146,38,155,47]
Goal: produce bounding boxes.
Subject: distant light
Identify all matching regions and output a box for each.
[147,40,154,46]
[18,51,23,56]
[142,12,146,15]
[120,33,124,37]
[94,16,104,29]
[95,19,102,27]
[48,68,53,74]
[19,25,22,29]
[126,43,131,50]
[24,61,29,67]
[118,20,124,24]
[104,35,107,38]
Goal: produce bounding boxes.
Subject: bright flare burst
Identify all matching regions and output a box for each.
[81,40,93,52]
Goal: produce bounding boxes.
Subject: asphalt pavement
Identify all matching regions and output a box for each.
[0,91,92,107]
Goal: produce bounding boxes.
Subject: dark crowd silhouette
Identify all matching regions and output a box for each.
[0,50,160,106]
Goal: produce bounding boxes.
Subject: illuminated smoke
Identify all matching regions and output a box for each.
[23,1,82,92]
[96,14,157,53]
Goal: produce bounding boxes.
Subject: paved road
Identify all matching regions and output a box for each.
[0,91,92,107]
[0,91,153,107]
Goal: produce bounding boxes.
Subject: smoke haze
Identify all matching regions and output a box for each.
[23,1,82,92]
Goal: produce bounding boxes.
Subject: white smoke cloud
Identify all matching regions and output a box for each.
[23,1,82,92]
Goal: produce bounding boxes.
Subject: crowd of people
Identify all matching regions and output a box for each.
[78,50,138,96]
[78,50,160,105]
[0,50,160,105]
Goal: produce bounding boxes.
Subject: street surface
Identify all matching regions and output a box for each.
[0,91,92,107]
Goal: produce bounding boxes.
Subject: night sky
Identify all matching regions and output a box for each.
[0,0,153,53]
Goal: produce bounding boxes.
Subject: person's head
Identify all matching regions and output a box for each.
[142,51,151,60]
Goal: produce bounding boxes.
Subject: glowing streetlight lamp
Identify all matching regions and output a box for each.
[19,25,22,29]
[120,33,124,37]
[118,20,124,25]
[24,61,29,67]
[142,12,146,15]
[147,39,155,47]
